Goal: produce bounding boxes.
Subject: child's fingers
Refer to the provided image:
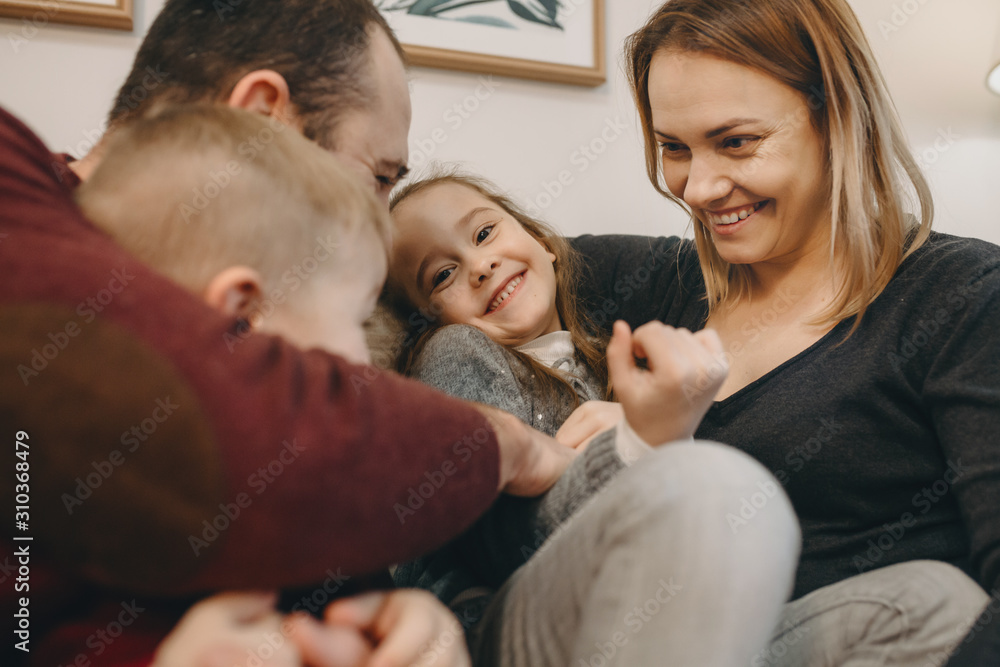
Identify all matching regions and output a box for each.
[630,323,694,380]
[288,614,373,667]
[203,591,279,624]
[606,321,635,390]
[367,596,467,667]
[324,592,388,630]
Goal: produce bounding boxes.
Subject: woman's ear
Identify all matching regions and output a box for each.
[226,70,304,132]
[548,251,557,264]
[203,266,266,324]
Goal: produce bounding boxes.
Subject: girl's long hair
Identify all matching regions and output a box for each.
[384,169,610,406]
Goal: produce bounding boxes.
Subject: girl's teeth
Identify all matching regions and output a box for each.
[490,275,522,311]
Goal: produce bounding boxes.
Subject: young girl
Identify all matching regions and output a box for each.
[384,169,720,452]
[382,169,801,666]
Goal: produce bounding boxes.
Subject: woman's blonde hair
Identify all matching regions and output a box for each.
[384,169,609,405]
[625,0,932,329]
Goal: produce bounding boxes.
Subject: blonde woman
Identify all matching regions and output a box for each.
[571,0,999,664]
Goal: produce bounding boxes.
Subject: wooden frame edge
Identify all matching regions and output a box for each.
[0,0,133,31]
[401,0,606,88]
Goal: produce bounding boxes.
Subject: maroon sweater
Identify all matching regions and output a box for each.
[0,106,500,664]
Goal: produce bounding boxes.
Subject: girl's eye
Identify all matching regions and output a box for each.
[432,268,452,288]
[476,224,495,244]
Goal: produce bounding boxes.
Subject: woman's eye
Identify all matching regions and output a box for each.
[476,225,495,244]
[659,142,689,159]
[432,268,452,288]
[724,137,759,150]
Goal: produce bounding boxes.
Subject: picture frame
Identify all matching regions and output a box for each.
[377,0,605,87]
[0,0,133,31]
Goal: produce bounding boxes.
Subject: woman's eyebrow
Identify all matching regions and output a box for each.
[654,118,763,141]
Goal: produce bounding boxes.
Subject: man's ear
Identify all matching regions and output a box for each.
[227,70,303,131]
[203,266,266,322]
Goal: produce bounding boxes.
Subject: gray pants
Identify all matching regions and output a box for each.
[470,442,988,666]
[471,441,801,666]
[755,560,988,667]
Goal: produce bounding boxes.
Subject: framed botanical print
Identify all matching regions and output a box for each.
[377,0,605,87]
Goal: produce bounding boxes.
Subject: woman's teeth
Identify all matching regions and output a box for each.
[489,275,523,312]
[707,201,765,226]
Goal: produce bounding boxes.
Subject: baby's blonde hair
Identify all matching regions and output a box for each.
[77,104,391,295]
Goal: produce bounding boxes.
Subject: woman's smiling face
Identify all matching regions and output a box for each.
[390,182,561,347]
[649,49,833,268]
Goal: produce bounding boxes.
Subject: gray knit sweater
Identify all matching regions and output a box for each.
[392,324,627,627]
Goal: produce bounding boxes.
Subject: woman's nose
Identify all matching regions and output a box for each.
[683,154,734,211]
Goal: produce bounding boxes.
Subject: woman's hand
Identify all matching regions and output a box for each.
[319,589,471,667]
[555,400,625,450]
[607,320,728,446]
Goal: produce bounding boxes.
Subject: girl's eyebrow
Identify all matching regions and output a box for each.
[416,206,495,292]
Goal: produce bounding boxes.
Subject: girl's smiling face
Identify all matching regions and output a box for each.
[390,182,562,347]
[649,49,833,269]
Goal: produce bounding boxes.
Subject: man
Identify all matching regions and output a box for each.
[0,1,570,664]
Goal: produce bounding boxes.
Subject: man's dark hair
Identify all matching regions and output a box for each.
[108,0,404,147]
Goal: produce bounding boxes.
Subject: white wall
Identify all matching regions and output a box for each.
[2,0,999,242]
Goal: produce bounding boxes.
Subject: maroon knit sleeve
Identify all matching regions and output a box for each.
[0,106,500,594]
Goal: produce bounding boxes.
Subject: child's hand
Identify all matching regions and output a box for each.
[153,592,307,667]
[556,401,624,450]
[320,589,471,667]
[607,320,728,446]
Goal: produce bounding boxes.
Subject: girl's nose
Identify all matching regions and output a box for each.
[471,257,499,286]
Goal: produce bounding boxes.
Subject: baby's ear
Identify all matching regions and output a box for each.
[203,266,265,323]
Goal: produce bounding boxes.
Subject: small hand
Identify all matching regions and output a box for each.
[555,400,624,450]
[480,403,577,497]
[153,592,303,667]
[606,320,728,446]
[321,589,471,667]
